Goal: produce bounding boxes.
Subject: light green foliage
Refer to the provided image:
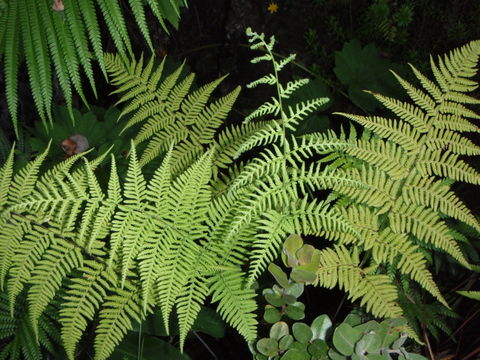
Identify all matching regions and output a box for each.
[331,40,480,313]
[0,31,478,359]
[0,0,187,136]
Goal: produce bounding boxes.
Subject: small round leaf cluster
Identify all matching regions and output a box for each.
[252,235,427,360]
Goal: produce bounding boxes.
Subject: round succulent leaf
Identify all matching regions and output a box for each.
[264,305,283,323]
[264,289,285,307]
[280,349,310,360]
[284,283,304,298]
[328,349,348,360]
[257,338,279,357]
[379,318,407,347]
[269,263,291,289]
[311,314,332,341]
[282,234,304,267]
[270,321,290,340]
[296,244,315,265]
[288,341,308,353]
[291,268,317,283]
[282,293,298,305]
[292,322,313,344]
[354,333,382,356]
[354,320,380,336]
[279,334,294,351]
[285,302,305,320]
[255,355,269,360]
[308,339,329,357]
[343,313,363,327]
[332,323,362,356]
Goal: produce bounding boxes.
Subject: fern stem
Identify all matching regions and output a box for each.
[175,43,352,102]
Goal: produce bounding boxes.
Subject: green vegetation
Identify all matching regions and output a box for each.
[0,1,478,359]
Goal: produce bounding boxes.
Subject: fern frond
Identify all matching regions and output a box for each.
[7,225,55,315]
[280,78,310,98]
[210,269,257,342]
[332,166,396,209]
[176,274,210,349]
[109,144,148,285]
[334,113,421,152]
[316,246,402,318]
[345,139,409,179]
[388,203,468,267]
[371,229,446,306]
[430,40,480,93]
[425,128,480,155]
[415,150,480,184]
[435,114,480,133]
[0,146,14,208]
[365,93,429,133]
[0,216,31,290]
[232,122,283,158]
[287,98,329,129]
[401,174,480,232]
[154,150,213,332]
[94,283,147,360]
[60,260,117,360]
[127,0,153,51]
[244,97,280,122]
[27,239,83,335]
[4,0,20,135]
[247,210,292,284]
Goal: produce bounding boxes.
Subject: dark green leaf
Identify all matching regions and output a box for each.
[289,341,308,353]
[264,288,285,307]
[292,322,313,344]
[279,334,294,351]
[192,307,226,338]
[285,302,305,321]
[328,349,348,360]
[334,40,407,111]
[264,305,282,323]
[257,338,279,357]
[280,349,310,360]
[291,268,317,283]
[284,283,304,299]
[308,339,329,357]
[343,313,362,327]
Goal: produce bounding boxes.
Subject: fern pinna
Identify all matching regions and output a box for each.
[0,0,187,136]
[0,31,479,359]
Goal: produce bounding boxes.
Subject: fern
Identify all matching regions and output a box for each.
[0,34,478,358]
[0,0,187,135]
[0,291,60,360]
[330,41,480,314]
